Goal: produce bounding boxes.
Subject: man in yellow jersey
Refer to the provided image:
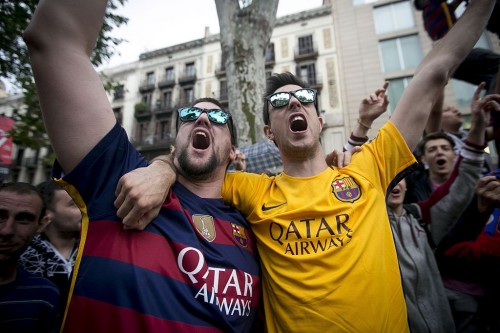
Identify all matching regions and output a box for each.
[114,1,496,331]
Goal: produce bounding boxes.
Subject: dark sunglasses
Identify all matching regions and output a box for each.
[177,107,231,125]
[265,88,317,108]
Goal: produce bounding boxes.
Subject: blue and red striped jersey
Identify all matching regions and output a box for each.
[422,1,457,41]
[54,123,262,333]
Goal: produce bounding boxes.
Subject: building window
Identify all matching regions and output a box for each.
[183,87,194,105]
[146,72,155,85]
[379,35,423,72]
[113,84,124,100]
[136,122,148,143]
[185,63,195,77]
[220,80,228,100]
[265,43,275,62]
[299,63,317,85]
[166,67,174,81]
[298,35,314,55]
[162,90,172,108]
[451,79,477,109]
[219,52,227,71]
[142,93,152,106]
[387,76,412,114]
[373,1,414,34]
[156,120,171,141]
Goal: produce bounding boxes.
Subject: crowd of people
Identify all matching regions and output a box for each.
[1,0,500,332]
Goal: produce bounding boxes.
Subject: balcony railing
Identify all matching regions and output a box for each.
[265,52,275,68]
[154,103,175,118]
[215,63,227,77]
[294,45,318,61]
[179,72,197,85]
[157,75,175,88]
[139,80,156,93]
[134,105,153,120]
[298,73,323,90]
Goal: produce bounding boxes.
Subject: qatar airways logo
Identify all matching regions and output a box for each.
[269,214,353,255]
[178,247,254,316]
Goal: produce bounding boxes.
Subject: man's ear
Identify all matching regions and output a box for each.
[228,146,237,162]
[264,125,274,140]
[37,214,51,233]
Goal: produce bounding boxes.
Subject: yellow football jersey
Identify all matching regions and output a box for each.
[223,122,415,332]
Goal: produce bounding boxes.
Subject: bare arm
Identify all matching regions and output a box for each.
[115,157,176,230]
[343,82,389,152]
[354,82,389,137]
[419,83,499,243]
[425,89,444,134]
[467,82,500,147]
[390,0,496,151]
[24,0,116,173]
[114,155,176,229]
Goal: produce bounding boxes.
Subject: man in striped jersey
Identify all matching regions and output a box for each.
[24,0,262,332]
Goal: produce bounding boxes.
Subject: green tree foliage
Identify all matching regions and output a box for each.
[0,0,128,151]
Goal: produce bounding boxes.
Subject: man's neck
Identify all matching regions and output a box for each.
[281,149,329,177]
[428,172,450,187]
[44,229,78,260]
[443,126,462,136]
[388,205,405,217]
[177,175,224,199]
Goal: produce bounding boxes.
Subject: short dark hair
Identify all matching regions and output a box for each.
[418,132,456,154]
[36,180,64,210]
[176,97,237,145]
[0,181,46,219]
[262,72,319,125]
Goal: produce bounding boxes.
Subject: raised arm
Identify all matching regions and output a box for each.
[424,89,444,134]
[390,0,496,151]
[343,82,389,152]
[467,82,500,147]
[418,83,500,244]
[24,0,116,173]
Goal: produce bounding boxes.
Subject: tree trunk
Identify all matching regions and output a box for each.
[215,0,279,146]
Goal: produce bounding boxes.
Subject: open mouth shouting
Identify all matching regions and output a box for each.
[390,186,402,198]
[289,113,308,133]
[435,158,447,167]
[192,128,210,150]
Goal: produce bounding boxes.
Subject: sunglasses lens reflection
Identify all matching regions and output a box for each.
[268,89,316,108]
[179,108,201,121]
[208,110,230,124]
[295,89,315,103]
[178,107,230,125]
[269,93,291,108]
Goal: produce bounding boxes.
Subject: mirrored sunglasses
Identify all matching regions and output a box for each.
[177,107,231,125]
[265,88,317,108]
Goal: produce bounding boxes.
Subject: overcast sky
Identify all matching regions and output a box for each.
[104,0,324,68]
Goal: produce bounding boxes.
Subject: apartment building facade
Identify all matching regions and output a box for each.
[1,0,498,182]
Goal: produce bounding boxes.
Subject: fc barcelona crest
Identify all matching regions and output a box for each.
[193,214,216,242]
[231,223,248,248]
[331,176,361,203]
